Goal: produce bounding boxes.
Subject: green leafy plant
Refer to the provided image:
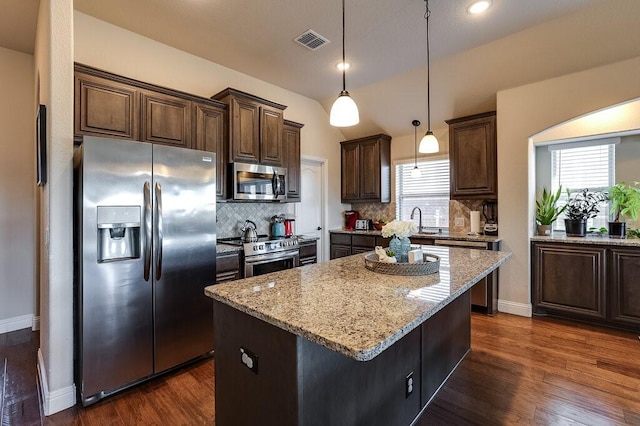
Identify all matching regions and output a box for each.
[609,182,640,222]
[627,228,640,239]
[565,188,608,220]
[588,226,608,235]
[535,186,566,225]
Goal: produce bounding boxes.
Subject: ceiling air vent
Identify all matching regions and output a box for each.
[294,30,330,51]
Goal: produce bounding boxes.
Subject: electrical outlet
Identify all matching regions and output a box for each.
[454,216,464,227]
[240,347,259,374]
[405,372,414,398]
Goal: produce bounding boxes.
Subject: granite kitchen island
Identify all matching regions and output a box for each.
[205,246,511,425]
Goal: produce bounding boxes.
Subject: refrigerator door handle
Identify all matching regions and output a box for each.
[143,181,152,281]
[154,182,164,280]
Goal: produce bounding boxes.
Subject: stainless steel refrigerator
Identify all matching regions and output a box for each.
[74,136,216,405]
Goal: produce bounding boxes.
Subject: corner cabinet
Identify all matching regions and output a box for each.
[340,134,391,203]
[211,88,287,167]
[74,64,228,198]
[283,120,304,202]
[447,112,497,200]
[532,240,640,332]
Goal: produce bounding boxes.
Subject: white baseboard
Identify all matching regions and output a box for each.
[498,300,532,317]
[37,349,76,416]
[0,314,34,334]
[32,315,40,331]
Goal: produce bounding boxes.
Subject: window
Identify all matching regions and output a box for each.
[551,143,615,231]
[395,157,449,229]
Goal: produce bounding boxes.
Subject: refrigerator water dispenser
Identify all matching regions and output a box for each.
[97,206,141,262]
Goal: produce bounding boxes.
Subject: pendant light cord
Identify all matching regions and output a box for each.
[425,0,431,132]
[342,0,346,92]
[412,119,420,167]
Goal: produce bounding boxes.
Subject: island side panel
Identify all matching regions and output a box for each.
[299,327,422,426]
[213,301,300,426]
[421,290,471,406]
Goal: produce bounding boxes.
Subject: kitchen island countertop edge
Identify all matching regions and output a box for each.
[205,246,511,361]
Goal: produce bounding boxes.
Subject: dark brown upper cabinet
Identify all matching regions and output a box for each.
[340,134,391,203]
[74,70,139,142]
[140,90,192,148]
[283,120,304,202]
[212,88,287,167]
[193,102,228,199]
[447,111,497,200]
[74,63,228,197]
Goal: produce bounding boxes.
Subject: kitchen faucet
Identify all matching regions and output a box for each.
[410,207,423,233]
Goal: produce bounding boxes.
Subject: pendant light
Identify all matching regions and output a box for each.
[330,0,359,127]
[419,0,439,153]
[411,120,421,177]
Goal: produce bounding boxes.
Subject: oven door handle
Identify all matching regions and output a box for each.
[244,250,300,266]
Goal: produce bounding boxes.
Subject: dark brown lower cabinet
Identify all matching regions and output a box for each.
[299,240,318,266]
[532,241,640,332]
[216,251,241,284]
[329,233,392,259]
[609,247,640,328]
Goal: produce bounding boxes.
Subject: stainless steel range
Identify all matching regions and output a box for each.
[219,235,299,277]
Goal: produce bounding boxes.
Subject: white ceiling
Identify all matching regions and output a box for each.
[4,0,640,139]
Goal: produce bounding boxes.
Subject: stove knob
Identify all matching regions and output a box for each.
[259,244,264,250]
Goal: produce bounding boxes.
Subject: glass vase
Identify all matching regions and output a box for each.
[389,236,411,263]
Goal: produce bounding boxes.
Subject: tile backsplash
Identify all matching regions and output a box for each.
[350,200,498,234]
[448,200,495,233]
[351,202,397,223]
[216,202,293,238]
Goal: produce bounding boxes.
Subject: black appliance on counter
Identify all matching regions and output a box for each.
[482,201,498,235]
[219,235,299,277]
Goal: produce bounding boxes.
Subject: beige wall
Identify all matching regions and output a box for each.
[73,11,349,255]
[35,0,76,415]
[0,47,36,330]
[497,56,640,316]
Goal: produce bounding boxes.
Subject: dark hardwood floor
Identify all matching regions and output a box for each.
[2,313,639,425]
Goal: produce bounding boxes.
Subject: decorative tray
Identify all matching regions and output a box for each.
[363,252,440,276]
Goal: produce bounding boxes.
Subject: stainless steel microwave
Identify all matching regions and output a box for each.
[229,162,287,201]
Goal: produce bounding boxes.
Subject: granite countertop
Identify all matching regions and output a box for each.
[330,228,502,243]
[531,234,640,247]
[205,246,511,362]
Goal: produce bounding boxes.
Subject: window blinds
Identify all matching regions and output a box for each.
[551,144,615,230]
[395,159,450,229]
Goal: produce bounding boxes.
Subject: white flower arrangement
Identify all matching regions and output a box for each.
[380,220,417,239]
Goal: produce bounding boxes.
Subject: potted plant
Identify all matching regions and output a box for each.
[564,188,608,237]
[608,182,640,238]
[535,186,566,235]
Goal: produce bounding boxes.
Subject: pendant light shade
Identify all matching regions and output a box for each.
[330,90,359,127]
[411,120,421,177]
[330,0,359,127]
[420,0,439,153]
[419,131,439,153]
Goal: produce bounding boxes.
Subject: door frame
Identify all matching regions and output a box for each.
[295,156,328,263]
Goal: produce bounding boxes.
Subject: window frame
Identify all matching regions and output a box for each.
[549,143,615,231]
[394,154,450,230]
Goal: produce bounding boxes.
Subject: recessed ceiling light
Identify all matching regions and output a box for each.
[467,0,492,14]
[336,62,351,71]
